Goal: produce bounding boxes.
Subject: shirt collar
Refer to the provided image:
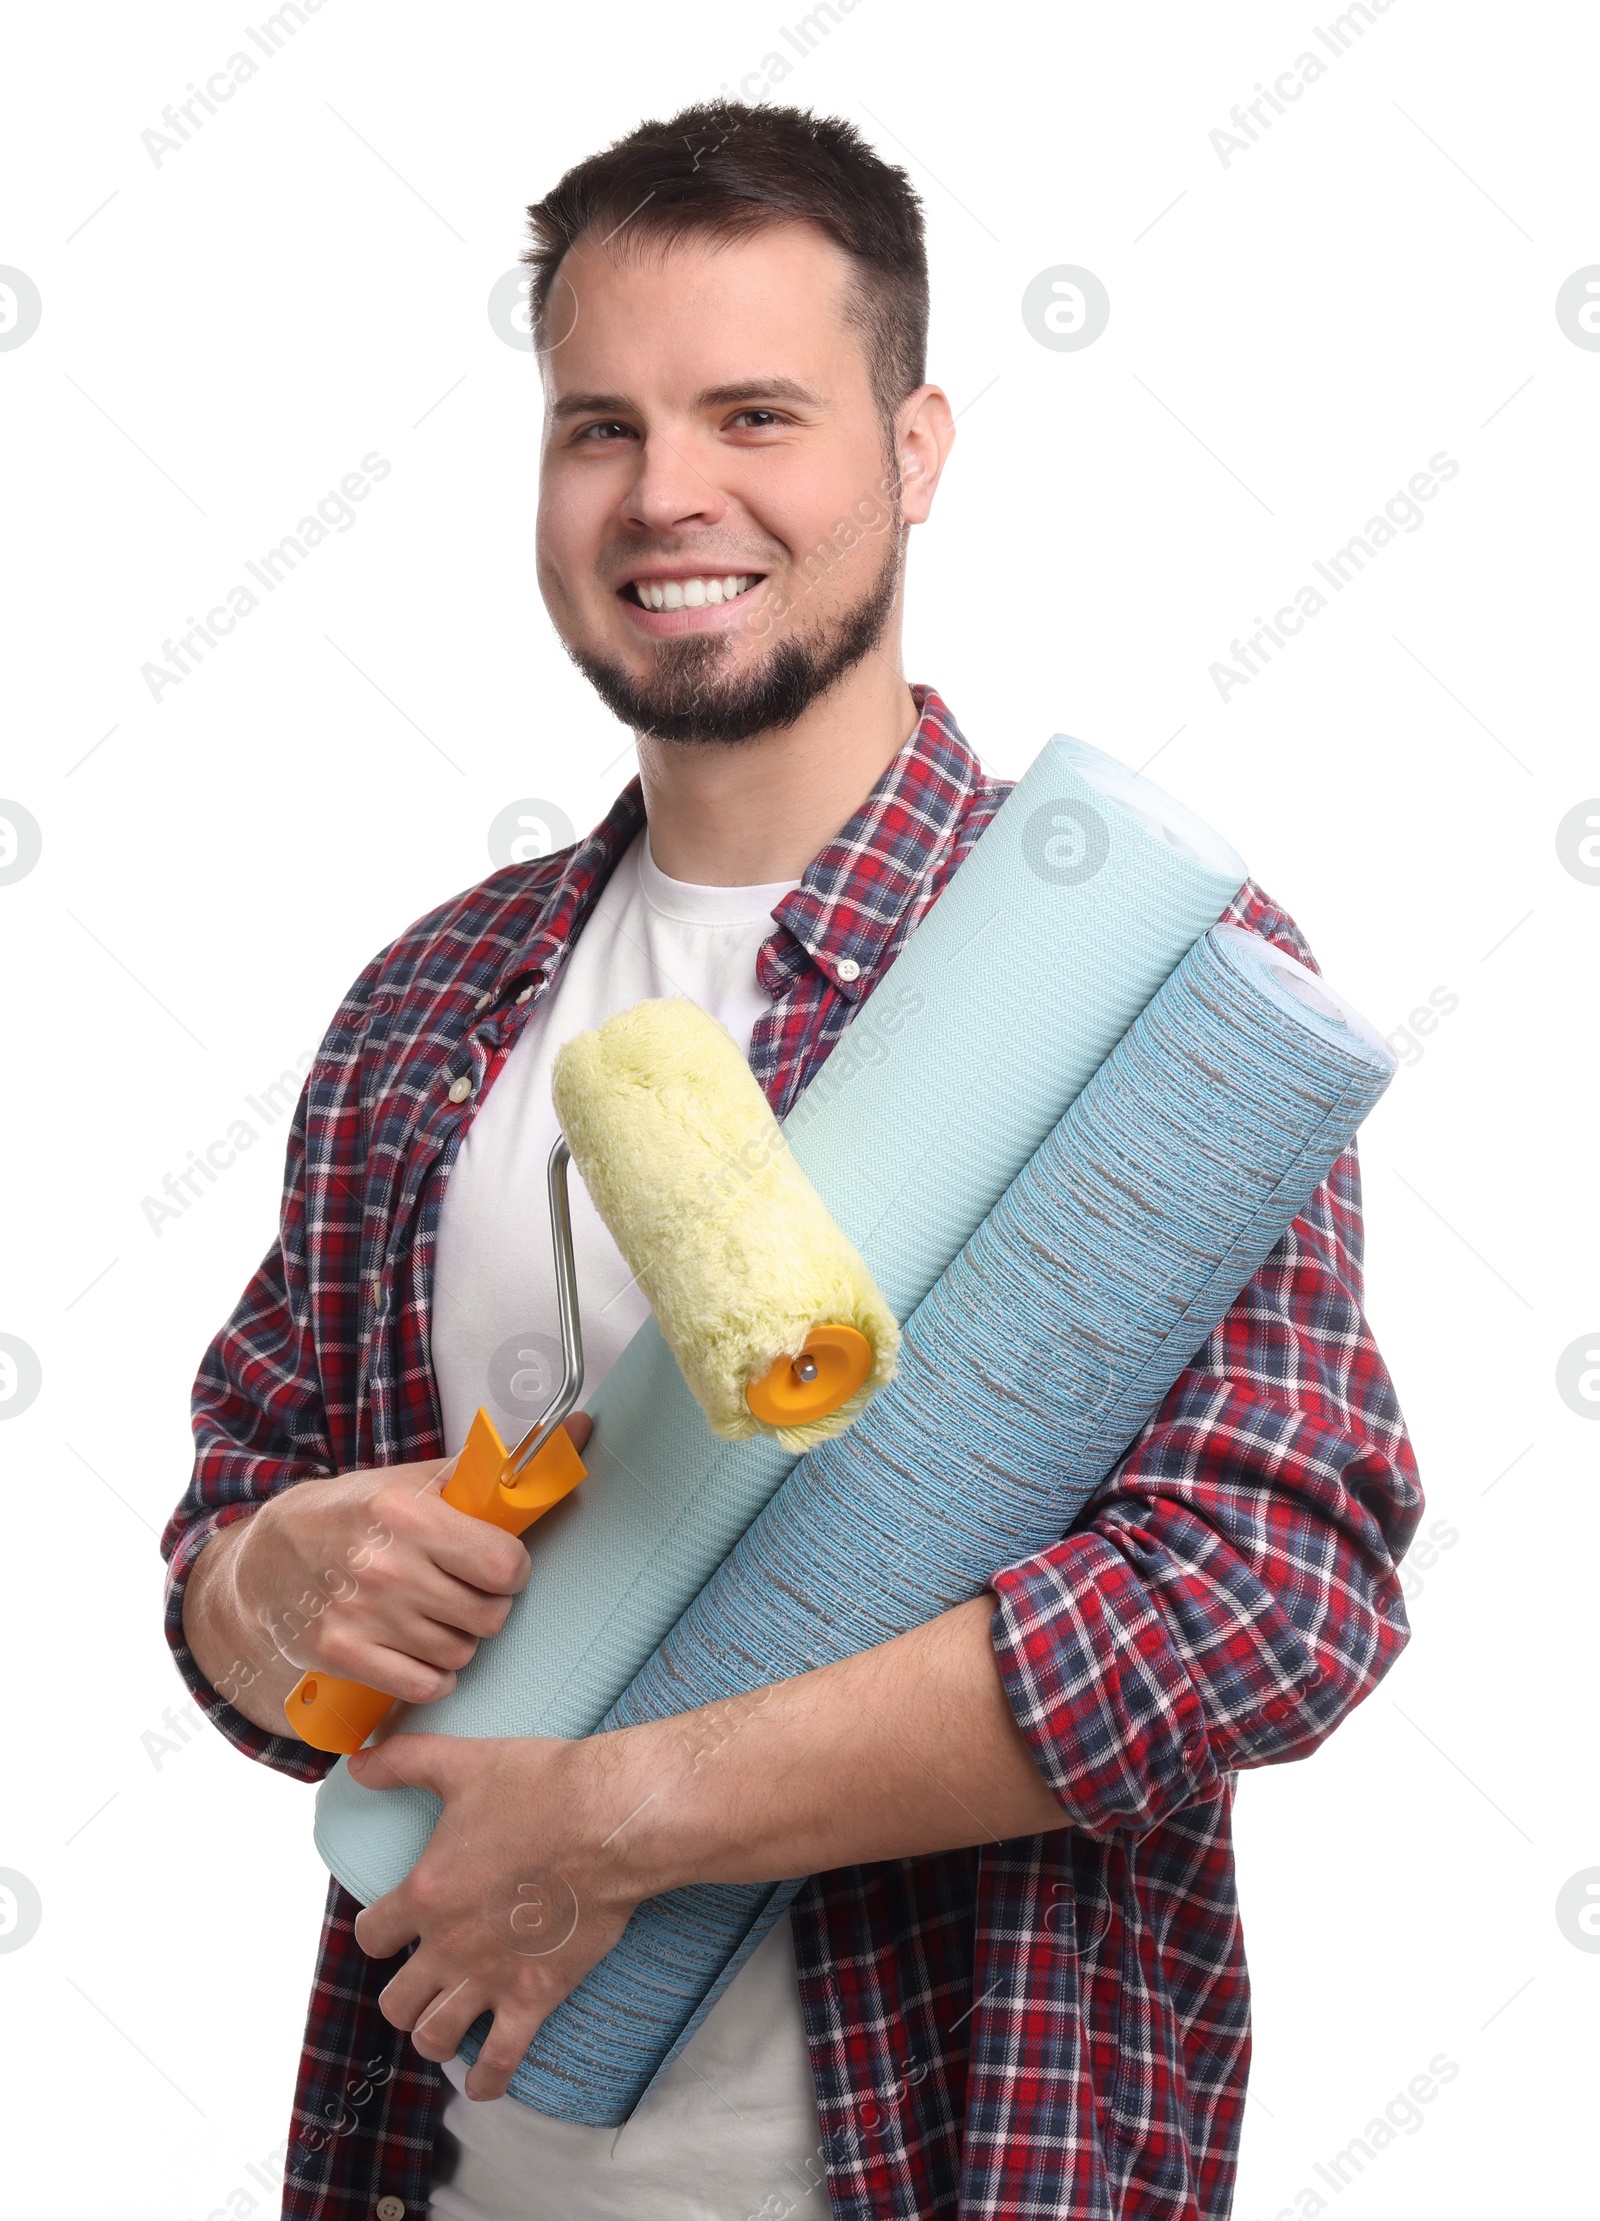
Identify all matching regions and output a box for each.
[765,683,986,1002]
[485,778,647,1007]
[491,682,984,1009]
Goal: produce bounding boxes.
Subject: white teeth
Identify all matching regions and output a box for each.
[633,573,755,611]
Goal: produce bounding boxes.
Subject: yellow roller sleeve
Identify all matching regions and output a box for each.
[551,998,899,1450]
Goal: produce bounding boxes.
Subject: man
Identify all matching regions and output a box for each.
[162,102,1421,2221]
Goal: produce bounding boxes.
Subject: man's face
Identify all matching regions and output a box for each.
[536,221,909,744]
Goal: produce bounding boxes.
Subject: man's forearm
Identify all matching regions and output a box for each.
[347,1590,1080,2095]
[585,1592,1073,1897]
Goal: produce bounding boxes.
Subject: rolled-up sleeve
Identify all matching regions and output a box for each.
[988,1142,1421,1837]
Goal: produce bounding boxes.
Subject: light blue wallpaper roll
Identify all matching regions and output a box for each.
[468,924,1395,2123]
[313,737,1246,1906]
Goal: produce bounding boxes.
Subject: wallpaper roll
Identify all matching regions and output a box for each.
[313,737,1246,1907]
[468,924,1396,2122]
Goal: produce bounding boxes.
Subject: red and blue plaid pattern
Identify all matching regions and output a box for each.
[160,686,1421,2219]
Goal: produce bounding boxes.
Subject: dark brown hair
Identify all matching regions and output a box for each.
[522,102,929,432]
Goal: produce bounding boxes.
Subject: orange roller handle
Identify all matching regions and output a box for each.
[283,1408,586,1756]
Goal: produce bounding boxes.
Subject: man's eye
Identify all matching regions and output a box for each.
[731,409,786,429]
[577,420,636,442]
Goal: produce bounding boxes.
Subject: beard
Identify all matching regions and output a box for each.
[565,525,904,747]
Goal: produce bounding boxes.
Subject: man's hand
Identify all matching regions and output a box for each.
[348,1732,648,2102]
[180,1417,593,1736]
[237,1458,535,1702]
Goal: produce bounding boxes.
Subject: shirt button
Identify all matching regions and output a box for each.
[446,1075,473,1104]
[375,2201,406,2220]
[836,958,861,982]
[474,990,492,1012]
[515,984,534,1005]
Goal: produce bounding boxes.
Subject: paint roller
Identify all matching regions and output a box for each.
[285,997,900,1754]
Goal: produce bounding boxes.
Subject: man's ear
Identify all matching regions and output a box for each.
[893,386,956,526]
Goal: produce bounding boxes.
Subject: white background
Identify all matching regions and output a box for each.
[1,2,1594,2216]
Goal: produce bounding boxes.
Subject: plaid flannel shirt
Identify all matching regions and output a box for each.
[160,686,1421,2221]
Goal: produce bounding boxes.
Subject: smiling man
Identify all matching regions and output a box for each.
[162,102,1420,2221]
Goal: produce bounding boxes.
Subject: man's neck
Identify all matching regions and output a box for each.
[634,652,920,887]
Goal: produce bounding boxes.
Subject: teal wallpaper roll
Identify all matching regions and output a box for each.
[313,737,1246,1905]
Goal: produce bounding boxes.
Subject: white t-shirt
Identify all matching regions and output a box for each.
[428,829,830,2221]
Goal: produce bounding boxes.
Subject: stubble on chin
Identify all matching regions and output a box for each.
[563,532,904,748]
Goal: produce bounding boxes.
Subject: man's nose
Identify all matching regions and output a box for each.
[619,429,730,536]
